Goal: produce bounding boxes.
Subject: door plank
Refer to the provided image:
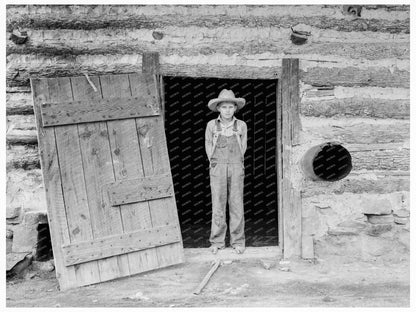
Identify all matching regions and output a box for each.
[40,96,158,127]
[101,74,158,276]
[105,173,174,206]
[131,75,184,269]
[145,116,184,267]
[62,224,181,266]
[131,74,183,268]
[49,77,102,286]
[31,78,77,290]
[75,76,129,282]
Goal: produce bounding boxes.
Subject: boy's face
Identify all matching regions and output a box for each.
[217,101,237,119]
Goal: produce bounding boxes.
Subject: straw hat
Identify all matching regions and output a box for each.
[208,89,246,112]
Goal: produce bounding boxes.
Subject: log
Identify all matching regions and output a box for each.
[349,146,410,171]
[6,114,38,144]
[301,97,410,119]
[6,5,409,33]
[7,5,409,20]
[6,145,40,170]
[363,5,409,11]
[6,28,410,60]
[6,86,31,93]
[301,67,409,88]
[6,54,280,87]
[7,115,36,131]
[301,170,409,197]
[6,53,410,88]
[7,92,34,115]
[6,130,38,145]
[301,117,409,144]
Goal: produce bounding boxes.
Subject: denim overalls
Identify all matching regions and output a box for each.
[209,119,245,248]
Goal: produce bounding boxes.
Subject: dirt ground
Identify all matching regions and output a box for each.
[6,247,410,308]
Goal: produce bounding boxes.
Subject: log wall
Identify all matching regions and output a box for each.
[6,5,410,255]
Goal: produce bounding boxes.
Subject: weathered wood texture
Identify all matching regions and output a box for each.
[6,4,411,259]
[302,117,410,144]
[6,115,37,144]
[6,29,410,60]
[7,54,409,88]
[100,73,158,277]
[7,5,409,32]
[62,225,181,266]
[50,76,102,286]
[31,77,78,290]
[105,173,174,206]
[301,171,409,198]
[301,97,410,119]
[40,96,159,127]
[8,5,409,19]
[280,58,302,258]
[276,65,283,248]
[138,52,184,268]
[300,67,409,88]
[348,144,410,171]
[30,69,183,289]
[6,145,40,170]
[7,92,34,115]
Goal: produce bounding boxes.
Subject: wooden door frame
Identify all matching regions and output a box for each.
[151,53,301,259]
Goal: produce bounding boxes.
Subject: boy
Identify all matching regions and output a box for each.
[205,89,247,254]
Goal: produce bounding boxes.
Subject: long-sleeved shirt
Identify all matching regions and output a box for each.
[205,115,247,160]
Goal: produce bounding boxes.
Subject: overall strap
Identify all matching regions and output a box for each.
[233,119,244,158]
[215,119,222,132]
[232,119,238,132]
[210,120,221,161]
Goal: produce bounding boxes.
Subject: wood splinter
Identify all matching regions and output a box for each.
[193,259,221,295]
[83,73,98,92]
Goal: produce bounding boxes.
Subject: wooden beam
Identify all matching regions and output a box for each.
[280,58,302,259]
[8,57,409,88]
[7,7,409,33]
[276,73,283,250]
[7,30,410,60]
[104,173,174,206]
[40,96,159,127]
[301,97,410,119]
[61,224,181,266]
[301,171,410,197]
[301,117,410,144]
[6,92,34,115]
[290,59,301,146]
[142,52,160,75]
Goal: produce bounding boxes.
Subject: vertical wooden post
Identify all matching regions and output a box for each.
[142,52,164,117]
[276,76,284,249]
[279,58,302,259]
[142,52,159,75]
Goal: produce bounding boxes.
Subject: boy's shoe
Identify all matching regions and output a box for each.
[233,245,245,254]
[210,245,224,254]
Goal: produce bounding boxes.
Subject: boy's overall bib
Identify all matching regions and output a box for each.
[209,119,245,248]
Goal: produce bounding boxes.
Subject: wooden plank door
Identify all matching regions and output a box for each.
[31,71,184,290]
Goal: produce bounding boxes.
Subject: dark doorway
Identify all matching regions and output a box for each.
[163,77,278,247]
